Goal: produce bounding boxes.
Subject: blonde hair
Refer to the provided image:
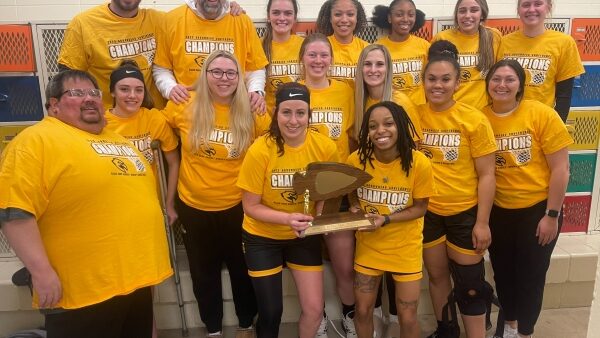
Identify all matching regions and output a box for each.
[354,44,394,138]
[188,50,254,154]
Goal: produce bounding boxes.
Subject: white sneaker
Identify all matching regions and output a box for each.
[383,314,400,338]
[315,314,328,338]
[342,311,358,338]
[373,307,385,338]
[487,324,518,338]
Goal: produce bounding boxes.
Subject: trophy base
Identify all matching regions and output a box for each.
[303,212,374,236]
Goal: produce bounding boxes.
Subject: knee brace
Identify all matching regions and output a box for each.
[449,259,493,316]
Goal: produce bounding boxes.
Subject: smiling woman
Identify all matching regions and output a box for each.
[237,82,339,338]
[159,50,271,337]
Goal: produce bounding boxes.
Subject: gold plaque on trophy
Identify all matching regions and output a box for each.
[292,162,375,236]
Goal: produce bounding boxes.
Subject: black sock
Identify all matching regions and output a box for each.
[342,303,355,318]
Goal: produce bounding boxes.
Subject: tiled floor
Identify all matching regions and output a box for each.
[158,306,590,337]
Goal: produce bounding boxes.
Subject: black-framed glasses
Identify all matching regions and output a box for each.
[61,88,102,98]
[207,69,239,80]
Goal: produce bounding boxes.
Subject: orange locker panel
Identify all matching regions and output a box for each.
[0,24,36,72]
[414,20,433,41]
[572,18,600,61]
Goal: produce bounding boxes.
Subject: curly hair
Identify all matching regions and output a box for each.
[372,0,426,33]
[316,0,367,37]
[357,101,416,177]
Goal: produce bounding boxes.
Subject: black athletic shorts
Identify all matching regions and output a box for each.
[242,230,323,277]
[423,205,478,255]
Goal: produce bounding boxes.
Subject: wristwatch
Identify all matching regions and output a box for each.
[545,209,560,218]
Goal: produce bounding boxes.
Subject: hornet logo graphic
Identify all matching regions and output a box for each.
[281,190,298,203]
[195,55,206,68]
[461,70,471,81]
[365,205,379,215]
[112,158,129,173]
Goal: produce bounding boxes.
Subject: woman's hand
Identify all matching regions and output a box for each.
[537,215,559,246]
[287,213,313,237]
[362,213,384,232]
[472,221,491,254]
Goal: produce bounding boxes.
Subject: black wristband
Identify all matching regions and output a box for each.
[383,215,391,226]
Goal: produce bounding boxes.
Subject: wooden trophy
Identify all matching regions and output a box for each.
[293,162,375,236]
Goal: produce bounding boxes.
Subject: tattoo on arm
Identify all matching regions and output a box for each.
[353,273,380,293]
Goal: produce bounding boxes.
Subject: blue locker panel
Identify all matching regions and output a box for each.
[572,64,600,107]
[0,76,44,122]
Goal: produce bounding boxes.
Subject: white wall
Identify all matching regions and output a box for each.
[0,0,599,23]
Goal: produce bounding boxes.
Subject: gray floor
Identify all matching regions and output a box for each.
[158,307,590,338]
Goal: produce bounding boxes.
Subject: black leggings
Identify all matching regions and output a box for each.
[177,202,257,333]
[488,200,561,336]
[252,273,284,338]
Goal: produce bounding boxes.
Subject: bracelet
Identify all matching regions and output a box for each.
[383,215,391,226]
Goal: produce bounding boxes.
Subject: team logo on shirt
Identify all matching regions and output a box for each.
[90,141,147,175]
[311,109,343,139]
[504,55,551,86]
[421,131,461,162]
[108,35,156,65]
[271,169,301,205]
[495,132,533,167]
[392,58,423,88]
[357,185,410,213]
[457,53,480,82]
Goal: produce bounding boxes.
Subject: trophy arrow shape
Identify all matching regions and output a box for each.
[292,162,375,236]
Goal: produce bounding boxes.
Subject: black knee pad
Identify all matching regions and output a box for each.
[449,259,493,316]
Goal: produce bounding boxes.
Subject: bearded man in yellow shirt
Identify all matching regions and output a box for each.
[0,70,172,337]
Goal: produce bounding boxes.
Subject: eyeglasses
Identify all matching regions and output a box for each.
[61,88,102,98]
[207,69,239,80]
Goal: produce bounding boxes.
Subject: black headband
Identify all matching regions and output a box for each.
[275,84,310,107]
[110,66,145,92]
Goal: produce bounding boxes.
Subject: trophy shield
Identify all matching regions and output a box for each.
[292,162,375,236]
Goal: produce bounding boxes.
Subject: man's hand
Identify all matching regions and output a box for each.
[32,267,62,308]
[229,1,246,16]
[249,91,266,115]
[169,84,191,104]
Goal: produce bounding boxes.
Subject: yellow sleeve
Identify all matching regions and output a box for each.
[150,109,180,152]
[254,113,272,137]
[243,15,269,71]
[556,35,585,82]
[161,100,186,129]
[392,91,423,141]
[535,104,574,154]
[58,17,88,69]
[412,153,435,199]
[0,138,47,217]
[469,115,497,158]
[237,138,269,195]
[153,9,174,69]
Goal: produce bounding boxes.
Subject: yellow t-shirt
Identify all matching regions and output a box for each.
[347,150,435,274]
[58,4,166,109]
[482,100,573,209]
[365,91,424,142]
[104,107,179,164]
[162,94,271,211]
[265,34,304,116]
[432,28,502,110]
[375,35,430,105]
[154,7,268,87]
[418,101,497,215]
[498,29,585,107]
[328,35,370,88]
[0,117,172,309]
[237,131,340,240]
[305,80,355,160]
